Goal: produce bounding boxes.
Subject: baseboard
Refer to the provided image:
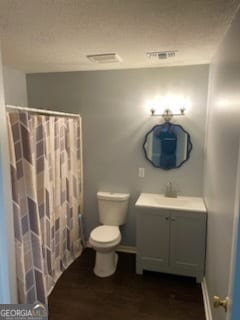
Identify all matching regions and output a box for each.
[201,277,213,320]
[116,245,136,254]
[85,242,136,254]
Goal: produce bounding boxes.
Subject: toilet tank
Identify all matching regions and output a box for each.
[97,192,130,226]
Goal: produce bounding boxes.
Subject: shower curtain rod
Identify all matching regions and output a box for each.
[6,105,80,118]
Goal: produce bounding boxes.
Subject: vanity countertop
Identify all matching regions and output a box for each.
[135,193,207,213]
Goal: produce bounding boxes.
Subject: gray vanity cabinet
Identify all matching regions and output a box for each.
[136,207,207,282]
[136,211,170,270]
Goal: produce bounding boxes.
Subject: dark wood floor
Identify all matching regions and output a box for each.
[49,249,205,320]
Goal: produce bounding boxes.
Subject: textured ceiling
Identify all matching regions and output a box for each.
[0,0,239,73]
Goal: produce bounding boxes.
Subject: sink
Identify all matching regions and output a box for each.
[135,193,206,212]
[144,195,188,207]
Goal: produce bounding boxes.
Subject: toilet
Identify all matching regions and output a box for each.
[89,191,130,277]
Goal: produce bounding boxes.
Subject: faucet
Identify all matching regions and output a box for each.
[165,182,177,198]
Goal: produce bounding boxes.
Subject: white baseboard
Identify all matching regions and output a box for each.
[201,277,213,320]
[116,245,136,254]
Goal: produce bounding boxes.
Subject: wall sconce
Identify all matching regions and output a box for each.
[150,107,185,122]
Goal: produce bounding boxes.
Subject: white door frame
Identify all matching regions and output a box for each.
[227,139,240,319]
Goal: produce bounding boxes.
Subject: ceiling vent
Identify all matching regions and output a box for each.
[146,51,177,60]
[87,53,121,63]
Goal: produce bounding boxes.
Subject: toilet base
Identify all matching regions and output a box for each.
[94,251,118,277]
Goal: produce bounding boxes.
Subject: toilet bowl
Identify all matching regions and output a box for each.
[89,225,121,277]
[89,192,130,277]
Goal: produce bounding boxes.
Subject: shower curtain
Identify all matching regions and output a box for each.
[7,111,83,304]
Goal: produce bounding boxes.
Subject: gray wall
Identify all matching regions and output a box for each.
[27,65,209,245]
[204,8,240,320]
[3,66,27,106]
[0,48,17,302]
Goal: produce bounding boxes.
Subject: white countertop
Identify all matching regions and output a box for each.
[135,193,207,213]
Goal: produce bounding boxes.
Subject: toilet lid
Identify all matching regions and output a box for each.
[90,226,120,244]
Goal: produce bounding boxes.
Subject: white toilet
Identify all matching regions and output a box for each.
[89,191,130,277]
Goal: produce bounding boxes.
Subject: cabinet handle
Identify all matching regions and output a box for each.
[165,217,169,221]
[171,218,175,221]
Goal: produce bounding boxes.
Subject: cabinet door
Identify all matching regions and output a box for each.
[137,209,170,271]
[170,211,206,280]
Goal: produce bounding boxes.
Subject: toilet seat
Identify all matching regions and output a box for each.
[90,225,120,244]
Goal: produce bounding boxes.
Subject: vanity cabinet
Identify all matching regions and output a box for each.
[136,207,207,282]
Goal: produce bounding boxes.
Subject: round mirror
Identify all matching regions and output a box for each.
[143,122,192,170]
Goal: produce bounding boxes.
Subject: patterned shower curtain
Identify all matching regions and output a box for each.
[7,111,83,304]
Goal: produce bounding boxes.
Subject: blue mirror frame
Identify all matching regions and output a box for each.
[143,122,193,170]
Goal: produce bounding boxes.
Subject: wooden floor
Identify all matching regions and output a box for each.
[49,249,205,320]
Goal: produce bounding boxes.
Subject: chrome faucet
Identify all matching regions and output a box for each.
[165,182,177,198]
